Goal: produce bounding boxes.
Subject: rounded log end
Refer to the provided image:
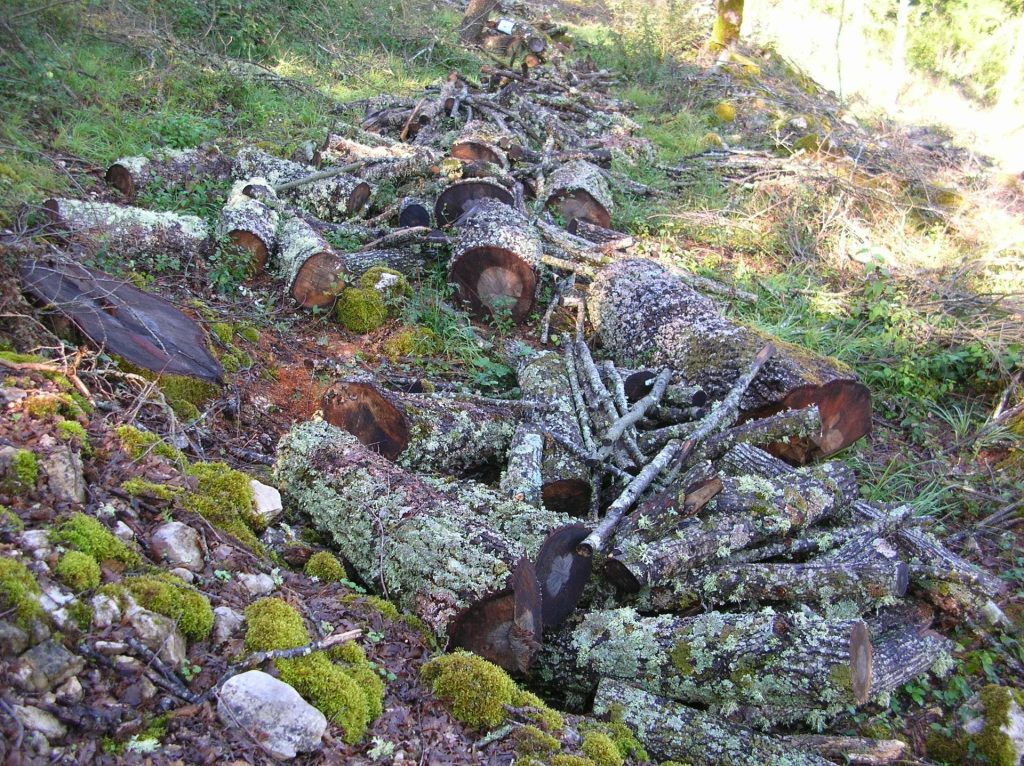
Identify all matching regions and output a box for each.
[435,180,514,227]
[536,524,592,628]
[227,230,268,276]
[850,620,874,705]
[42,198,61,226]
[399,199,431,229]
[894,562,910,598]
[105,164,135,200]
[321,381,410,461]
[541,479,592,518]
[745,379,872,464]
[292,251,347,309]
[452,141,507,169]
[449,246,537,322]
[603,555,643,594]
[545,189,611,228]
[347,182,372,214]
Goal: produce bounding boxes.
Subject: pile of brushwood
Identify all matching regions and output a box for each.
[12,17,1013,766]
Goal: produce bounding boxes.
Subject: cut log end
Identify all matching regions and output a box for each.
[850,620,874,705]
[227,230,268,274]
[105,165,135,200]
[434,180,514,227]
[603,556,643,594]
[347,182,372,214]
[449,246,537,321]
[542,479,592,518]
[545,189,611,228]
[743,379,872,464]
[292,252,347,308]
[452,140,506,167]
[535,525,592,628]
[322,382,410,461]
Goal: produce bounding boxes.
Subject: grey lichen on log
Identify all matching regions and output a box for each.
[542,159,613,228]
[218,178,280,275]
[340,248,427,279]
[452,119,510,169]
[106,145,231,201]
[276,214,345,308]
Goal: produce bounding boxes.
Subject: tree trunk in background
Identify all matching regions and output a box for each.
[890,0,911,105]
[461,0,499,43]
[709,0,744,51]
[996,13,1024,113]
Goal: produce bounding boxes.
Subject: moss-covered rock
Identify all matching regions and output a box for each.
[0,556,45,628]
[713,101,737,122]
[329,640,385,721]
[382,327,439,361]
[358,267,412,305]
[210,322,235,344]
[925,730,967,765]
[124,573,214,640]
[514,725,561,758]
[304,551,347,583]
[277,652,370,744]
[121,478,182,501]
[236,325,261,343]
[335,287,387,334]
[54,550,101,591]
[581,731,623,766]
[57,419,89,448]
[0,506,24,535]
[966,685,1024,766]
[245,596,309,651]
[184,461,263,552]
[50,512,141,568]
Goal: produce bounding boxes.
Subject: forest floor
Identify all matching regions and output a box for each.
[1,0,1023,764]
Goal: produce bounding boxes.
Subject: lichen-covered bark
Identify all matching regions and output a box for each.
[218,178,280,275]
[276,215,344,308]
[575,607,870,724]
[340,248,427,279]
[233,147,371,222]
[501,424,545,506]
[434,178,514,227]
[44,198,211,262]
[867,622,953,698]
[542,159,613,228]
[587,259,858,411]
[274,421,542,638]
[513,346,592,516]
[451,119,510,169]
[593,679,834,765]
[710,0,744,51]
[105,145,231,201]
[568,219,634,252]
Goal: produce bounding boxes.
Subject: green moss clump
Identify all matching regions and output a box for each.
[968,685,1024,766]
[51,512,142,568]
[382,327,439,361]
[123,573,214,641]
[358,267,412,304]
[513,725,561,757]
[236,325,260,343]
[57,419,89,447]
[121,478,182,501]
[0,556,45,628]
[117,425,185,462]
[0,506,24,534]
[54,550,101,591]
[512,688,564,732]
[184,461,263,553]
[304,551,347,582]
[669,640,694,676]
[551,756,595,766]
[210,322,235,344]
[329,641,385,720]
[10,449,38,491]
[604,721,648,761]
[26,392,78,420]
[0,351,46,364]
[66,599,94,629]
[335,287,387,334]
[925,731,966,765]
[581,732,623,766]
[277,652,371,743]
[713,101,737,122]
[364,595,400,619]
[113,360,219,425]
[220,350,253,373]
[245,596,309,651]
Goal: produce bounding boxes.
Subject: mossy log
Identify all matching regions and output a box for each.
[606,454,853,591]
[566,218,634,252]
[277,215,345,308]
[434,178,514,227]
[233,147,371,222]
[542,159,613,228]
[44,198,211,262]
[588,258,871,460]
[321,379,517,477]
[513,347,592,517]
[449,199,541,322]
[274,421,563,655]
[451,119,510,169]
[340,248,427,280]
[106,145,231,201]
[575,607,874,718]
[218,179,280,275]
[593,679,835,766]
[398,196,432,228]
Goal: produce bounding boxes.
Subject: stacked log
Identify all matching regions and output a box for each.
[434,178,514,227]
[542,159,613,228]
[217,178,280,275]
[105,145,231,201]
[451,119,510,169]
[449,199,541,322]
[276,215,345,308]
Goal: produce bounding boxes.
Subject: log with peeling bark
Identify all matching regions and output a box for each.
[316,134,417,165]
[511,346,593,517]
[435,177,515,227]
[218,179,279,275]
[593,679,835,766]
[105,145,231,201]
[233,147,371,222]
[450,199,541,322]
[573,607,874,716]
[340,248,427,279]
[276,215,345,308]
[566,219,634,252]
[452,119,509,169]
[605,451,855,591]
[44,198,211,262]
[274,421,564,663]
[542,159,613,228]
[588,258,872,461]
[780,735,906,766]
[321,379,517,477]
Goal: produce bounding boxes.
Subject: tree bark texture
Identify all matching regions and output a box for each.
[340,248,427,280]
[106,145,231,201]
[460,0,499,42]
[452,119,510,169]
[710,0,745,51]
[218,179,280,275]
[542,159,613,228]
[276,215,345,308]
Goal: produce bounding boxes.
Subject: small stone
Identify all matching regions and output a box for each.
[114,655,142,673]
[212,544,234,561]
[212,606,244,646]
[170,567,195,583]
[91,594,121,629]
[237,572,275,597]
[38,584,75,629]
[42,444,86,504]
[19,529,52,559]
[0,619,30,655]
[55,676,83,703]
[112,520,136,544]
[250,480,284,525]
[94,640,128,654]
[217,671,327,759]
[14,639,85,692]
[150,522,204,571]
[13,705,67,739]
[126,607,187,667]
